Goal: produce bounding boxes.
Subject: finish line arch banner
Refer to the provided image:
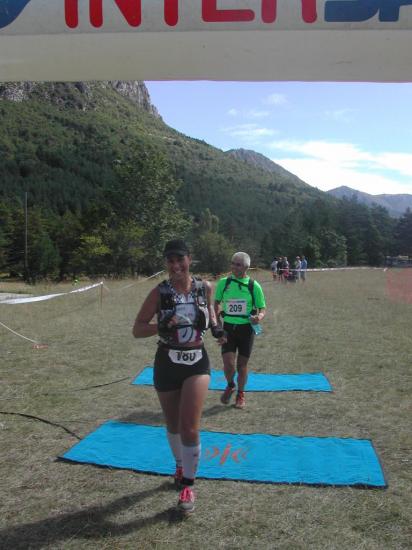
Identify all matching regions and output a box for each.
[1,1,412,81]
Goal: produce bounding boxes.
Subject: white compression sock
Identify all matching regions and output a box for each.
[182,443,201,481]
[167,431,182,467]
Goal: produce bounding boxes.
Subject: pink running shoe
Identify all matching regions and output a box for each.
[235,391,246,409]
[178,486,195,514]
[174,466,183,489]
[220,385,236,404]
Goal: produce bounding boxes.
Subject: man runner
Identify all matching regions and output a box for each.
[214,252,266,409]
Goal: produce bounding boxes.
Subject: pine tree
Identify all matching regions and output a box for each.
[394,208,412,255]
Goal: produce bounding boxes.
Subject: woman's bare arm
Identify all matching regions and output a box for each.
[132,287,159,338]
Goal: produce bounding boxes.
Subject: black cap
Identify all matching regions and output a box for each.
[163,239,190,258]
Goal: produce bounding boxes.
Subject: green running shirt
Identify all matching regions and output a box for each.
[214,276,266,325]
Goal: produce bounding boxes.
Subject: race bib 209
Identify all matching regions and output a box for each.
[225,299,247,316]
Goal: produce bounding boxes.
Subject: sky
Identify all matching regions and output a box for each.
[146,81,412,197]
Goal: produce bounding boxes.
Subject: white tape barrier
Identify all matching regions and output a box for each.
[0,282,103,305]
[255,266,384,274]
[147,270,165,280]
[0,320,41,344]
[119,270,165,291]
[305,267,384,272]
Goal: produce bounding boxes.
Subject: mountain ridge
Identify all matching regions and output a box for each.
[226,148,310,187]
[227,149,412,218]
[327,185,412,217]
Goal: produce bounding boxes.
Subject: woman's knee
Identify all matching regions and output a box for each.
[165,419,179,433]
[179,424,199,445]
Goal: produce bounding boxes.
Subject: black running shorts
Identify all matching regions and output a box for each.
[154,344,211,392]
[221,322,255,358]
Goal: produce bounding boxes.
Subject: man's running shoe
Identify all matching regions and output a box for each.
[174,466,183,489]
[178,486,195,514]
[220,385,236,404]
[235,391,246,409]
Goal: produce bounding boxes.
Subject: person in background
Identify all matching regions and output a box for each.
[282,256,290,283]
[270,257,278,281]
[132,239,224,515]
[213,252,266,409]
[294,256,302,281]
[278,256,284,282]
[301,255,308,283]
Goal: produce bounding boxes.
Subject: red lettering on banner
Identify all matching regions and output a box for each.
[302,0,318,23]
[65,0,78,28]
[262,0,277,23]
[202,0,255,22]
[164,0,179,26]
[90,0,141,28]
[90,0,103,28]
[262,1,318,24]
[65,0,317,29]
[65,0,142,28]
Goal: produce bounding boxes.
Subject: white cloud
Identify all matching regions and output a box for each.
[324,108,356,123]
[247,109,271,119]
[227,108,270,119]
[264,93,287,106]
[373,153,412,178]
[221,123,278,141]
[269,140,412,195]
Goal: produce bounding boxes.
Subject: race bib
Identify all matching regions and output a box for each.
[168,348,203,366]
[226,299,247,316]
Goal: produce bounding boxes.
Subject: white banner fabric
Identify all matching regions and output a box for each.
[0,282,102,305]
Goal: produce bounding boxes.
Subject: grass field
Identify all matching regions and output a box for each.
[0,270,411,549]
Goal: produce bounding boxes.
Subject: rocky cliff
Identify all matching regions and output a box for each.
[0,80,160,118]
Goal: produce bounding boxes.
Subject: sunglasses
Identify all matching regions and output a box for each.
[231,261,244,267]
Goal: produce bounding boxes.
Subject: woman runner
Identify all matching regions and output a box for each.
[133,239,224,514]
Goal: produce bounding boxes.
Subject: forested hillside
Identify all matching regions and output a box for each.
[0,81,410,280]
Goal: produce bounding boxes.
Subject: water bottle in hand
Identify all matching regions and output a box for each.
[250,315,263,335]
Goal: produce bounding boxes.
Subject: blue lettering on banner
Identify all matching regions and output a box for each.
[0,0,32,29]
[325,0,412,22]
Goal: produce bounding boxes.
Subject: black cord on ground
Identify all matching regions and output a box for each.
[0,411,81,440]
[45,376,131,394]
[0,375,131,400]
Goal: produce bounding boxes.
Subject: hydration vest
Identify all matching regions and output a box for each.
[221,275,257,319]
[157,277,209,344]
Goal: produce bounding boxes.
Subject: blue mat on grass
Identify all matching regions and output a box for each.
[132,366,332,392]
[61,421,386,487]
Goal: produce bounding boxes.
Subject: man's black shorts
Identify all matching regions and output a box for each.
[154,344,210,392]
[221,322,255,358]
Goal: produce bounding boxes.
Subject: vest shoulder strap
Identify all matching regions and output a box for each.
[158,279,175,311]
[158,278,206,310]
[222,276,256,309]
